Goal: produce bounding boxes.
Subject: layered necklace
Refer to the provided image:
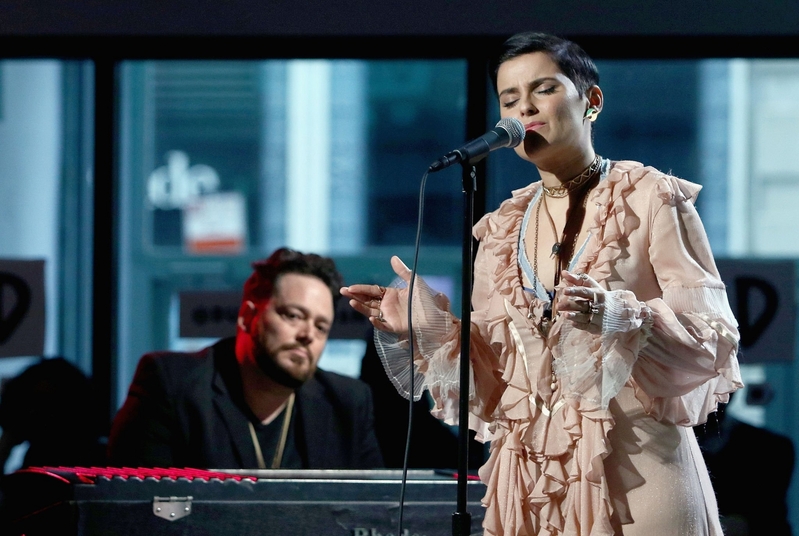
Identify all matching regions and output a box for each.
[541,154,601,198]
[533,154,601,292]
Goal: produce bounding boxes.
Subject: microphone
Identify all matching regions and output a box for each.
[428,117,525,173]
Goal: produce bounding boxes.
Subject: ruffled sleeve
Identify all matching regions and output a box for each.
[373,185,534,436]
[631,174,741,425]
[372,254,506,435]
[567,162,742,426]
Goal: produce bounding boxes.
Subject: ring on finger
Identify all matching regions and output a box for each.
[579,273,589,282]
[586,300,601,323]
[377,309,385,323]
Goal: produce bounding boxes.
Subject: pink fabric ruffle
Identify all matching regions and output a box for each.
[573,162,741,426]
[573,160,644,287]
[473,182,616,536]
[469,161,741,534]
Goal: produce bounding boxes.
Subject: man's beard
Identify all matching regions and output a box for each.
[253,346,311,389]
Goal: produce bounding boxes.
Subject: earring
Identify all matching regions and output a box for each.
[584,107,599,122]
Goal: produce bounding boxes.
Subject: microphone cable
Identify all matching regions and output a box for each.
[394,120,523,535]
[396,167,430,536]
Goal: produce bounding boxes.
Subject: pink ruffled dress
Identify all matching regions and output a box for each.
[376,160,742,535]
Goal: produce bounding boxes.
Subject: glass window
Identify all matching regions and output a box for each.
[0,60,94,370]
[116,59,467,404]
[0,59,94,472]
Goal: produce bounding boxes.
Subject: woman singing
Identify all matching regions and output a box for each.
[342,32,742,535]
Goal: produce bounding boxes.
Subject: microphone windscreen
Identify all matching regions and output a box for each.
[495,117,525,148]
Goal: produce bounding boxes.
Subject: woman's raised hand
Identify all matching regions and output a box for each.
[556,270,606,329]
[340,256,411,334]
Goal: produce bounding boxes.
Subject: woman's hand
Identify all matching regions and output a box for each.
[555,270,605,329]
[340,256,411,334]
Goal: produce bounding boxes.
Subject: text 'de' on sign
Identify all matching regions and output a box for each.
[716,259,795,363]
[0,259,45,358]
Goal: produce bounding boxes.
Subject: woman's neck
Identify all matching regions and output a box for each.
[537,151,596,188]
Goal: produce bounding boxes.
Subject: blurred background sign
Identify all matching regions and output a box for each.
[183,192,248,255]
[0,259,45,358]
[717,258,796,363]
[179,291,241,339]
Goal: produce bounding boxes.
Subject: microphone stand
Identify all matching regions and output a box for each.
[452,162,476,536]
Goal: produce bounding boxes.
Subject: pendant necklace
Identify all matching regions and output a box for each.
[531,156,602,334]
[248,392,295,469]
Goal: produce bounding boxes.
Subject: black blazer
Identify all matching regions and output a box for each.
[108,337,384,469]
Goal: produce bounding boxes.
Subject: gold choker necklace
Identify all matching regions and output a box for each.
[542,155,602,198]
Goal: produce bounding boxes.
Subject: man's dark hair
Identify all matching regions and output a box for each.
[242,247,344,307]
[489,32,599,96]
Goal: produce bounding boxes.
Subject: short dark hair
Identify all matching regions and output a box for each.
[489,32,599,96]
[242,247,344,308]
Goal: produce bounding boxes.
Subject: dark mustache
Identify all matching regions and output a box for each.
[278,344,312,360]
